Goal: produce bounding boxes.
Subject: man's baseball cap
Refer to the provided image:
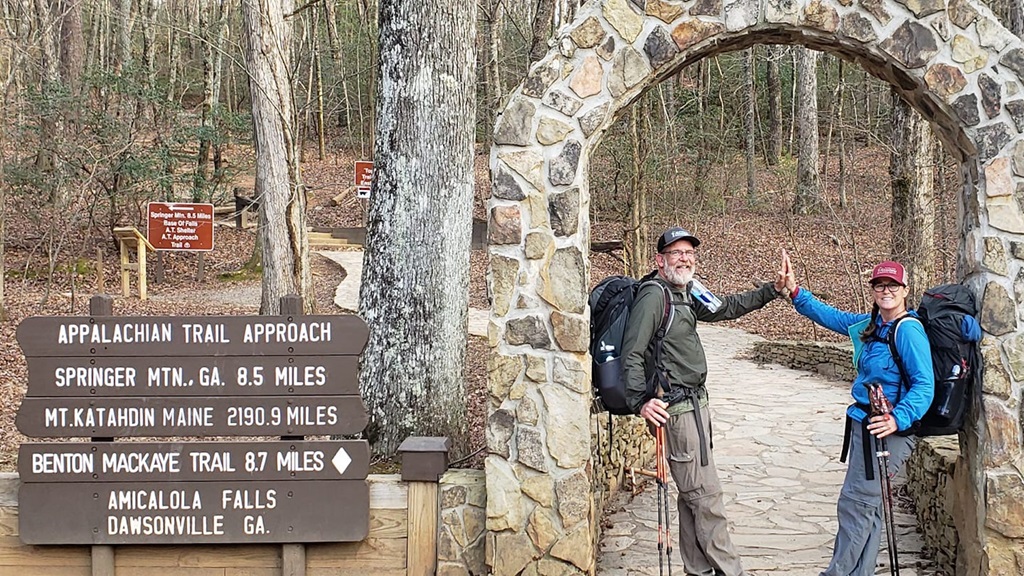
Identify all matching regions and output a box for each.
[656,227,701,252]
[870,261,907,285]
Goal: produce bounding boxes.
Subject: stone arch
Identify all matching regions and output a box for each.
[486,0,1024,573]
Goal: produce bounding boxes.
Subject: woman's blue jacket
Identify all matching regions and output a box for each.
[792,288,934,431]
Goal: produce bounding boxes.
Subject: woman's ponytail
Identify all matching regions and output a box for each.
[860,303,880,342]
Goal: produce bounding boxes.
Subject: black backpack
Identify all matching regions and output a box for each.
[888,284,981,436]
[589,272,673,415]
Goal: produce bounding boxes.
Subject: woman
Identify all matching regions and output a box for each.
[781,253,933,576]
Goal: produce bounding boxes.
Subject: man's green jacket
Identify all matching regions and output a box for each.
[622,277,780,415]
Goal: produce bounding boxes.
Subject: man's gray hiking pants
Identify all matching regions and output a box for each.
[821,420,915,576]
[665,405,747,576]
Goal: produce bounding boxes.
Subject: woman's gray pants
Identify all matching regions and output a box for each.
[821,419,916,576]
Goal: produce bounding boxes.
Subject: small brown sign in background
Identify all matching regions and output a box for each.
[147,201,215,251]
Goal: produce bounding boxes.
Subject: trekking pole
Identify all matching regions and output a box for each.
[866,383,900,576]
[656,425,673,576]
[659,424,667,573]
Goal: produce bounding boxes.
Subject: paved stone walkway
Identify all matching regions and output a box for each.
[597,324,935,576]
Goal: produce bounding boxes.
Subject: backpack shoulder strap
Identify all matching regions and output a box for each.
[641,281,675,397]
[886,315,920,404]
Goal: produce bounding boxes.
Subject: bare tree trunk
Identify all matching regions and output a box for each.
[836,59,848,208]
[58,0,83,94]
[528,0,555,66]
[314,5,326,161]
[625,105,648,276]
[358,0,476,459]
[241,0,313,314]
[116,0,132,72]
[481,0,504,122]
[212,0,230,181]
[743,48,756,204]
[794,47,821,214]
[324,0,341,58]
[166,0,180,102]
[765,45,782,165]
[890,90,935,302]
[196,0,214,199]
[141,0,158,90]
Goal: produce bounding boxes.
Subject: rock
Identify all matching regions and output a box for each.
[894,0,943,17]
[924,64,966,97]
[543,91,583,117]
[948,0,979,28]
[539,247,587,313]
[569,56,603,99]
[1002,332,1024,382]
[646,0,684,23]
[880,21,937,69]
[549,522,593,571]
[978,74,1002,119]
[569,17,606,49]
[1000,48,1024,81]
[489,529,539,575]
[986,471,1024,538]
[525,232,553,260]
[980,281,1017,336]
[537,118,574,146]
[555,471,592,526]
[500,150,546,192]
[803,0,838,31]
[644,26,678,68]
[527,505,561,552]
[550,140,582,186]
[952,94,980,126]
[603,0,644,42]
[489,205,522,245]
[517,425,548,472]
[490,254,519,316]
[981,345,1012,399]
[495,100,536,146]
[690,0,721,17]
[672,20,725,51]
[975,123,1011,161]
[487,409,515,458]
[524,61,561,99]
[522,474,555,507]
[840,13,876,43]
[549,187,580,237]
[609,46,651,98]
[983,236,1008,275]
[951,34,987,73]
[553,355,589,394]
[507,316,553,349]
[517,394,540,426]
[493,166,527,201]
[982,396,1020,468]
[860,0,891,25]
[551,310,588,352]
[579,103,609,136]
[540,385,590,468]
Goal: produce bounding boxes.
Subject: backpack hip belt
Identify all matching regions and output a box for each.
[664,385,710,467]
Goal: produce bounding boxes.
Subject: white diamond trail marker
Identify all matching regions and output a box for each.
[332,447,352,475]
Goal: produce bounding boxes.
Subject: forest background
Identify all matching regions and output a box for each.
[0,0,1011,466]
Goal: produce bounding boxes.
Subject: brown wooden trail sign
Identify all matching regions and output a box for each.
[17,396,368,438]
[15,305,374,547]
[16,314,369,357]
[19,440,369,482]
[24,355,359,397]
[18,479,369,545]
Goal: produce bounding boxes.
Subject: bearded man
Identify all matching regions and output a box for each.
[623,226,788,576]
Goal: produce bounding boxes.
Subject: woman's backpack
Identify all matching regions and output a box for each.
[889,284,981,436]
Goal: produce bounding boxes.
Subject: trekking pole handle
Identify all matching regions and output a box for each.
[866,382,894,416]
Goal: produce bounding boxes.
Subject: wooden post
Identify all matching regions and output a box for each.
[280,293,306,576]
[90,295,115,576]
[96,247,105,294]
[154,251,164,284]
[119,238,130,297]
[197,252,205,282]
[398,437,451,576]
[137,240,147,300]
[114,227,155,300]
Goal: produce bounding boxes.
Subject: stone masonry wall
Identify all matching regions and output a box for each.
[748,340,857,382]
[593,413,655,495]
[906,437,961,576]
[439,469,488,576]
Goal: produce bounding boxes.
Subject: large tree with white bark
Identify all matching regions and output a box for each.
[358,0,477,458]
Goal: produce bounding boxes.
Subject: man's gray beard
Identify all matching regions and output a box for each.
[663,266,694,288]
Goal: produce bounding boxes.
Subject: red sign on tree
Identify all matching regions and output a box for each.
[354,161,373,199]
[148,202,215,251]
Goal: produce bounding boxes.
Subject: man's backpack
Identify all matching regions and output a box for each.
[888,284,982,437]
[589,273,673,415]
